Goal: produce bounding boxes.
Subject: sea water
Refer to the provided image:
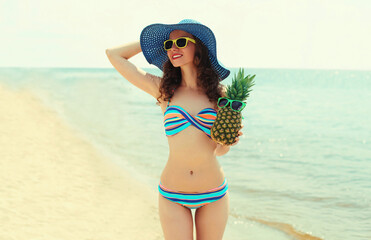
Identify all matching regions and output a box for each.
[1,67,370,240]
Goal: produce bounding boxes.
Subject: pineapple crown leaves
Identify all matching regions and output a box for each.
[225,68,255,101]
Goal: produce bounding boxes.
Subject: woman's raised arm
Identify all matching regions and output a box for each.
[105,41,161,99]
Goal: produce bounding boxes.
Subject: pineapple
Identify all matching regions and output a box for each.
[211,68,255,146]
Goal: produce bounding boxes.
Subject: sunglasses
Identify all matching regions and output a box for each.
[164,37,196,51]
[217,97,246,112]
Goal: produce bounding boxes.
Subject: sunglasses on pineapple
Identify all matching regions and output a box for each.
[217,97,246,112]
[164,37,196,51]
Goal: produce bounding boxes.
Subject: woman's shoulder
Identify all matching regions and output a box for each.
[220,83,228,97]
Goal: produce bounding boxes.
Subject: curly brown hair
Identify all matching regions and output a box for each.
[155,35,226,109]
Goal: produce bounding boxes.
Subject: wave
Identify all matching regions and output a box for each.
[230,212,323,240]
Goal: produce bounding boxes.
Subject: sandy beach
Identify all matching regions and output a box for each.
[0,83,163,239]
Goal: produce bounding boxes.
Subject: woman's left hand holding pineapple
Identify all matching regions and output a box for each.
[231,124,244,146]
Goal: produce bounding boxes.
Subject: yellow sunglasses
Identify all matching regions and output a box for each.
[163,37,196,51]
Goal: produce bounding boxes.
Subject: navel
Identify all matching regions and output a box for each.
[190,170,193,175]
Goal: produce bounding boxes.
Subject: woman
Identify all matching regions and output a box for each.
[106,19,243,240]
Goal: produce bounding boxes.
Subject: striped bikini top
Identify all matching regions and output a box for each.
[163,89,217,139]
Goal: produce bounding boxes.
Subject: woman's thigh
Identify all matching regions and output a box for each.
[194,191,230,240]
[158,193,194,240]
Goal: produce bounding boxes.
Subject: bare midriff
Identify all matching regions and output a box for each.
[159,87,226,192]
[160,112,225,193]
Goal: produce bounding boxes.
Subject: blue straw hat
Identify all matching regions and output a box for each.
[140,19,230,81]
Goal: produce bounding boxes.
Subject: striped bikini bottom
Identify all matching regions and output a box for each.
[158,178,228,210]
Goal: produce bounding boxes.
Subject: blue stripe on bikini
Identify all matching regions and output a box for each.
[162,193,227,205]
[165,123,190,135]
[158,189,228,204]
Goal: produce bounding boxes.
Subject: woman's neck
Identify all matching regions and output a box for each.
[179,64,199,90]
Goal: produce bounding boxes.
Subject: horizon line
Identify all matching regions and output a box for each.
[0,66,370,72]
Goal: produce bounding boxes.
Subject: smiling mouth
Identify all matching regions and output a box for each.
[172,54,183,59]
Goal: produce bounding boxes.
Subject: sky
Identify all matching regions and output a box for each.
[1,0,370,70]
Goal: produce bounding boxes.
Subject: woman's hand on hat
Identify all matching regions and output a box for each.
[231,124,244,146]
